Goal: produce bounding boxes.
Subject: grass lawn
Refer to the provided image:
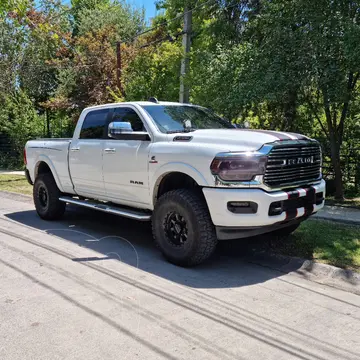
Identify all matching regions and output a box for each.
[275,220,360,271]
[0,174,33,195]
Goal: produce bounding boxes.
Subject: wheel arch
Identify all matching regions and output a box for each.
[34,156,64,192]
[151,164,208,207]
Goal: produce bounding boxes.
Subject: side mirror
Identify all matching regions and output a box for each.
[108,121,151,141]
[108,121,133,139]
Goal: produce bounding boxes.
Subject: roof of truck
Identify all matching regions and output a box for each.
[84,101,196,111]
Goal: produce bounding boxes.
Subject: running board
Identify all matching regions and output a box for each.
[59,196,151,221]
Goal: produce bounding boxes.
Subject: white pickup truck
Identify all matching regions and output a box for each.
[25,99,325,266]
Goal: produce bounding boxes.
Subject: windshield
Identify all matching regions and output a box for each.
[141,105,234,133]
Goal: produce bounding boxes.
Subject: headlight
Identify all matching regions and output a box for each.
[210,152,267,182]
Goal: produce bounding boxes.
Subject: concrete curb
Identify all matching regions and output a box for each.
[246,251,360,295]
[313,215,360,226]
[0,170,25,176]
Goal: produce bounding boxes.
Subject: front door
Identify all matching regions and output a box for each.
[102,106,151,206]
[69,108,109,198]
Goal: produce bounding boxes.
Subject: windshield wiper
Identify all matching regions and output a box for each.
[166,128,197,134]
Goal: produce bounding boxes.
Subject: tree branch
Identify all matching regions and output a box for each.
[351,72,359,90]
[336,72,359,143]
[307,100,329,139]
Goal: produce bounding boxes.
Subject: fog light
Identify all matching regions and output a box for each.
[227,201,258,214]
[230,201,250,207]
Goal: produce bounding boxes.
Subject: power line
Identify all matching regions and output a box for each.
[1,1,240,73]
[134,1,241,50]
[119,0,218,44]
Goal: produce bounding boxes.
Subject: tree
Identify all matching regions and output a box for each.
[46,0,145,111]
[0,90,44,166]
[246,0,360,200]
[186,0,360,199]
[124,36,182,101]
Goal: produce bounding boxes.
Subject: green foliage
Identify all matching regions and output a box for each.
[125,40,182,101]
[76,0,144,41]
[0,91,44,167]
[0,0,359,200]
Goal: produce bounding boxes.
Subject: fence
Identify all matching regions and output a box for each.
[321,143,360,194]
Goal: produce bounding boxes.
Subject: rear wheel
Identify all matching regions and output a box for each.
[152,189,217,267]
[33,173,66,220]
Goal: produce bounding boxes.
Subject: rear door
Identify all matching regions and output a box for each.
[102,106,152,206]
[69,108,109,198]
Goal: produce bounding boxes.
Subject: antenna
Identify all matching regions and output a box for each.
[149,97,159,104]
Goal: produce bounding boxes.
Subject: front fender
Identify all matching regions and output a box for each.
[34,155,65,193]
[150,162,209,207]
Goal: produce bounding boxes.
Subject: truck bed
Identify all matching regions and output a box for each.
[25,139,74,194]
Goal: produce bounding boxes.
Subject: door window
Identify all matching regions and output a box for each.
[80,109,109,139]
[112,107,145,132]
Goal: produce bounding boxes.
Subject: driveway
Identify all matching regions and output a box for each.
[0,194,359,360]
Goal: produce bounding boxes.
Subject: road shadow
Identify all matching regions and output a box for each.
[4,206,298,289]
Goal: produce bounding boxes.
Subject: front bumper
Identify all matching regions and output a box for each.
[202,179,325,231]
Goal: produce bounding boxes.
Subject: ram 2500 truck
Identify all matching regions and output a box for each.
[25,100,325,266]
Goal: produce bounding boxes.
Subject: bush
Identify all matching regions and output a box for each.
[0,90,45,167]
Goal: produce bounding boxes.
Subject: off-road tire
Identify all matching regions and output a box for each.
[152,189,217,267]
[33,173,66,220]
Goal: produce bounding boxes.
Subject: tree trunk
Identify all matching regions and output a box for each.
[45,108,50,138]
[329,136,344,200]
[283,90,297,131]
[323,93,344,200]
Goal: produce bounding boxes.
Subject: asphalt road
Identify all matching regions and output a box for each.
[0,194,359,360]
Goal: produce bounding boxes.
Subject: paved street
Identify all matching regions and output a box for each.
[0,194,359,360]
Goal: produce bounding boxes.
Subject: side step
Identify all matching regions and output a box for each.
[59,196,152,221]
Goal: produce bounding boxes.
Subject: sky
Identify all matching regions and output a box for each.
[59,0,158,22]
[132,0,157,21]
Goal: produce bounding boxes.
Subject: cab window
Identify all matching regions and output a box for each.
[80,109,109,139]
[112,107,145,132]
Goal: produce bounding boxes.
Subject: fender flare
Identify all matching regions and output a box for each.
[150,162,209,207]
[34,155,65,193]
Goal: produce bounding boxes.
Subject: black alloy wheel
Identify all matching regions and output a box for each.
[164,211,188,247]
[33,173,66,220]
[152,189,218,266]
[38,185,48,209]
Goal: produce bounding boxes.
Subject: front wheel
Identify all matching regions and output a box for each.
[152,189,217,267]
[33,173,66,220]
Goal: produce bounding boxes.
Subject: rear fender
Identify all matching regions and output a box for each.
[34,155,65,193]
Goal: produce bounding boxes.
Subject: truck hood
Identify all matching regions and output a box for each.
[175,129,309,152]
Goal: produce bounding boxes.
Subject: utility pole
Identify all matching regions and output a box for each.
[116,41,123,95]
[45,108,50,138]
[179,6,192,103]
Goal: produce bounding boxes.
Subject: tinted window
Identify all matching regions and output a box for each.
[112,107,145,132]
[80,109,109,139]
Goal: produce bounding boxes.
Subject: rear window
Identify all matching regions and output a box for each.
[80,109,109,139]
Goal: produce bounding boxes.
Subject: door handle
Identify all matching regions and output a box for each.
[104,148,116,153]
[70,147,80,152]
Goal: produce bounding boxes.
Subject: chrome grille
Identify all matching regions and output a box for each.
[264,143,321,187]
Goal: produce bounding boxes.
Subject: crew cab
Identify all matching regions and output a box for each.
[25,100,325,266]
